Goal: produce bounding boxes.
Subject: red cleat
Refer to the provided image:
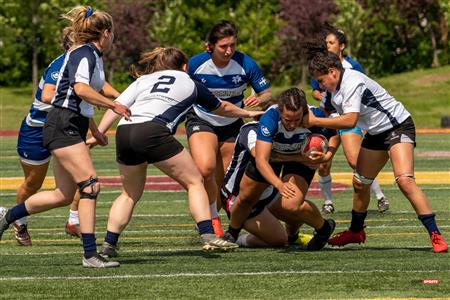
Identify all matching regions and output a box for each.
[431,232,448,253]
[13,223,32,246]
[328,229,366,247]
[212,217,224,238]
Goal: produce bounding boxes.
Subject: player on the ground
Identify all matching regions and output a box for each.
[222,88,338,251]
[186,20,272,236]
[309,24,389,214]
[306,50,448,253]
[0,6,131,267]
[85,47,264,258]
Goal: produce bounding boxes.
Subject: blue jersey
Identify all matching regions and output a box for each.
[257,105,336,154]
[52,43,105,118]
[257,105,311,154]
[26,53,66,127]
[188,50,270,126]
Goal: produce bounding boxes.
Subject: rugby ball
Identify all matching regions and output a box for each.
[301,134,328,156]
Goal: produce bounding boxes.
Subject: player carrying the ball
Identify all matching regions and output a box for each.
[222,87,339,250]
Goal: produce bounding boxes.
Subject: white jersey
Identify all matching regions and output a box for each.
[331,69,410,135]
[116,70,221,133]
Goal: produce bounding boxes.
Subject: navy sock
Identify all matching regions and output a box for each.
[317,219,331,235]
[5,203,29,224]
[227,226,242,240]
[350,210,367,232]
[197,220,214,235]
[82,233,97,258]
[104,231,120,246]
[418,213,440,236]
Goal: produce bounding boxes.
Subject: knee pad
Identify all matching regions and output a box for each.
[353,171,374,185]
[395,173,415,184]
[77,177,99,200]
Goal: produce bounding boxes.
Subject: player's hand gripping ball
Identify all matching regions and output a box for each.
[301,133,328,157]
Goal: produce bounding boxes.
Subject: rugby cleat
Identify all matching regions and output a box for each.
[431,232,448,253]
[307,219,336,251]
[13,223,32,246]
[0,207,10,241]
[200,233,238,252]
[377,197,390,213]
[328,228,366,247]
[65,222,81,238]
[82,253,120,268]
[212,217,224,237]
[321,203,335,215]
[99,241,119,258]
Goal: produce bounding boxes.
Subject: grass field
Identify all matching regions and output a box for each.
[0,133,449,299]
[1,65,449,131]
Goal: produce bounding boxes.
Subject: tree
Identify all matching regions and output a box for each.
[103,0,157,86]
[274,0,338,85]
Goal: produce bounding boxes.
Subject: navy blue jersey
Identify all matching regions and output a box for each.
[52,43,105,117]
[222,122,258,195]
[188,50,270,126]
[26,53,66,127]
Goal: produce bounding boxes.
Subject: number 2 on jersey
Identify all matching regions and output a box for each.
[151,75,176,93]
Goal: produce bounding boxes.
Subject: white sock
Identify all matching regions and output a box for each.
[15,216,28,226]
[68,209,79,225]
[236,233,250,247]
[371,179,385,200]
[210,202,219,218]
[318,175,333,205]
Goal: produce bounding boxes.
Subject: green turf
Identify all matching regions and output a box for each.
[1,65,450,131]
[0,131,449,298]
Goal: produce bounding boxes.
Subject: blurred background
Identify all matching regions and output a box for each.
[0,0,449,128]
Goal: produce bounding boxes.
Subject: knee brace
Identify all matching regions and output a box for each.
[353,171,374,185]
[77,177,99,200]
[395,173,415,184]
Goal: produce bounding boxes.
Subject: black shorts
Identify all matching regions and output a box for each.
[362,116,416,151]
[185,110,244,142]
[43,107,89,151]
[244,158,316,186]
[116,121,184,165]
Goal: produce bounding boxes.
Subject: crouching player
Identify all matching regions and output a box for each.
[222,87,339,250]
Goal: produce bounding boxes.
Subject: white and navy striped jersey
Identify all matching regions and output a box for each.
[331,69,410,135]
[115,70,221,134]
[26,53,66,127]
[52,43,105,118]
[188,51,270,126]
[222,122,258,195]
[257,105,311,154]
[222,121,278,204]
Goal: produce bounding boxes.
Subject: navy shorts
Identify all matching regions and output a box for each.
[116,121,184,165]
[245,158,316,186]
[185,110,244,142]
[17,118,51,165]
[43,107,89,151]
[362,117,416,151]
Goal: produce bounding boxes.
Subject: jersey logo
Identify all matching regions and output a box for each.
[201,78,206,84]
[232,75,242,85]
[261,125,271,137]
[258,77,267,87]
[51,71,59,81]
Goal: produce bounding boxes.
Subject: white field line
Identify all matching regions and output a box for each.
[0,245,436,257]
[0,269,449,282]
